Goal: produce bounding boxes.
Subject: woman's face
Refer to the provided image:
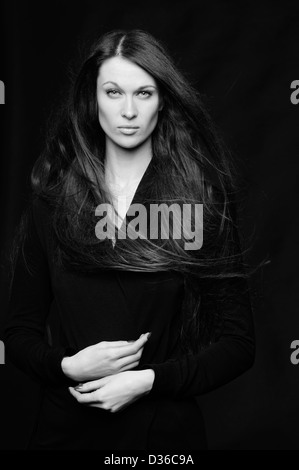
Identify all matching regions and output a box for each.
[96,56,162,151]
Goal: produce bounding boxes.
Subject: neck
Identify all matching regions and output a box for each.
[104,138,152,189]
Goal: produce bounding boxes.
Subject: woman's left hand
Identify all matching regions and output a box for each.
[68,369,155,413]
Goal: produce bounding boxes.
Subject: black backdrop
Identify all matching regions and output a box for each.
[0,0,299,450]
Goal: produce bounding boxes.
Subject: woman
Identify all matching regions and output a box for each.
[5,29,255,450]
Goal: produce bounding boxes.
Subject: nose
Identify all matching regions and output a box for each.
[121,96,137,120]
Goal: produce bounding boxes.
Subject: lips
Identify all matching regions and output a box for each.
[118,126,139,135]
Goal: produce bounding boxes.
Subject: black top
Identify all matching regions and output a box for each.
[4,158,255,450]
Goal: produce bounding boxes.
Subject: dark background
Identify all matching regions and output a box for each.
[0,0,298,450]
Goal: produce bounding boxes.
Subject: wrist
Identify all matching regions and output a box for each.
[136,369,155,395]
[61,356,76,380]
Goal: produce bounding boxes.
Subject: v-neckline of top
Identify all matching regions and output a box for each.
[109,157,155,250]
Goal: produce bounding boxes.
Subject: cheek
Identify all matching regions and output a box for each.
[144,102,160,128]
[97,102,115,131]
[97,100,107,120]
[98,109,107,126]
[97,94,111,114]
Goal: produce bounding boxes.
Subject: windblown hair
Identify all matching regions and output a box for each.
[15,29,258,351]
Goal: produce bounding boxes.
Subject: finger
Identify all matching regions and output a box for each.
[120,361,139,372]
[116,347,144,369]
[102,334,147,348]
[88,403,107,410]
[102,340,136,347]
[87,403,122,413]
[68,387,100,404]
[114,333,151,359]
[74,378,108,393]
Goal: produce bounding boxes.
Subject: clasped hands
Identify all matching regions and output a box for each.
[61,332,155,413]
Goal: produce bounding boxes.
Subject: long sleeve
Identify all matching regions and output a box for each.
[140,196,255,398]
[142,275,255,398]
[4,199,76,387]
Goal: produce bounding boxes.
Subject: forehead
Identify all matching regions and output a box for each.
[97,56,157,88]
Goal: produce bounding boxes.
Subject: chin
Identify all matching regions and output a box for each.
[115,137,148,150]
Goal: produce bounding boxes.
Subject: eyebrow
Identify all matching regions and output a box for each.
[102,81,157,90]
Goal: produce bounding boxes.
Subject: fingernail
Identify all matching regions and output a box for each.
[147,332,152,339]
[75,383,83,390]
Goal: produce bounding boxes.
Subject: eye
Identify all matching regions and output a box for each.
[137,91,152,98]
[106,89,121,97]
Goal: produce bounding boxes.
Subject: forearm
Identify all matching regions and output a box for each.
[139,278,255,398]
[140,335,255,398]
[4,328,76,386]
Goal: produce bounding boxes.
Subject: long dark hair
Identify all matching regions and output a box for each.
[14,29,260,351]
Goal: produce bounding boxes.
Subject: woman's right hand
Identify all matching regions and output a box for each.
[61,332,151,382]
